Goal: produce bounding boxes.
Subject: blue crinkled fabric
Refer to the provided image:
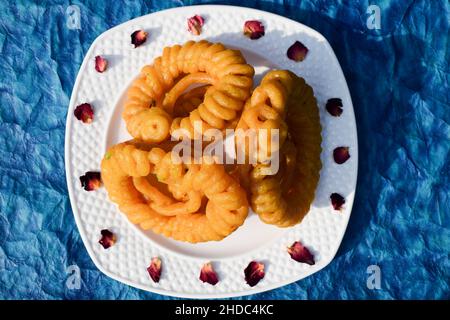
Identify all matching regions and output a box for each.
[0,0,448,300]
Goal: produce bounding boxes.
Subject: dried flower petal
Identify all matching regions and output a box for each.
[244,261,265,287]
[147,257,162,283]
[333,146,350,164]
[243,20,265,40]
[287,41,309,62]
[326,98,343,117]
[330,193,345,211]
[131,30,148,48]
[199,262,219,285]
[187,15,204,36]
[98,229,116,249]
[74,103,94,123]
[287,241,315,265]
[79,171,101,191]
[95,55,108,73]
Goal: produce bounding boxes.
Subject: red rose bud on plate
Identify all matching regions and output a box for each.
[333,146,350,164]
[74,103,94,124]
[330,193,345,211]
[199,262,219,285]
[131,30,148,48]
[147,257,162,283]
[287,41,309,61]
[79,171,101,191]
[95,55,108,73]
[326,98,343,116]
[187,15,204,36]
[244,261,265,287]
[287,241,315,265]
[243,20,265,40]
[98,229,116,249]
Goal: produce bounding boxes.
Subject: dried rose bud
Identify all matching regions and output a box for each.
[131,30,148,48]
[98,229,116,249]
[187,15,204,36]
[199,262,219,285]
[326,98,343,116]
[287,241,315,265]
[74,103,94,124]
[79,171,101,191]
[287,41,309,62]
[243,20,265,40]
[244,261,265,287]
[147,257,162,283]
[95,55,108,73]
[330,193,345,211]
[333,146,350,164]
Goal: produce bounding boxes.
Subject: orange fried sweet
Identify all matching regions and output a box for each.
[101,141,248,243]
[237,70,322,227]
[123,40,254,142]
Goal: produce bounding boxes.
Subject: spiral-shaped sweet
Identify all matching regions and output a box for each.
[123,41,254,142]
[240,70,322,227]
[100,141,248,243]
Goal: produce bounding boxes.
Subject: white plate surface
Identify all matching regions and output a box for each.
[65,5,358,298]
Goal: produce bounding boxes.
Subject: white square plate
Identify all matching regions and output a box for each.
[65,5,358,298]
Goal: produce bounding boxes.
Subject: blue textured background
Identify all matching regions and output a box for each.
[0,0,448,299]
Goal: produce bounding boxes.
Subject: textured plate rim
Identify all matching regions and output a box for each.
[64,4,358,298]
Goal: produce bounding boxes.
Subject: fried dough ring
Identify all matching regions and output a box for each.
[238,70,322,227]
[123,41,254,142]
[101,141,248,243]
